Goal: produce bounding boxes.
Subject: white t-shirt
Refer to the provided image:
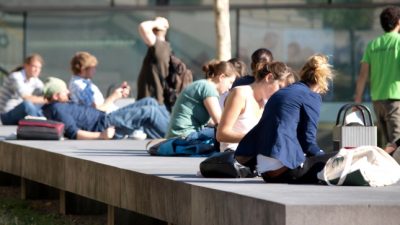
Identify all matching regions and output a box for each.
[0,69,43,113]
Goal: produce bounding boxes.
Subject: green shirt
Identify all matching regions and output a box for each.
[362,31,400,100]
[167,79,219,138]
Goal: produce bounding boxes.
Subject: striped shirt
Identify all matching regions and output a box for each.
[0,69,44,113]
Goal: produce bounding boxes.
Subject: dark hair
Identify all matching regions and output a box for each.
[380,6,400,32]
[202,60,238,79]
[228,58,247,77]
[251,48,273,76]
[255,61,296,85]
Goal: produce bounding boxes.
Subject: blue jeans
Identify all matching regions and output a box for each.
[105,97,170,139]
[186,127,215,141]
[0,101,43,125]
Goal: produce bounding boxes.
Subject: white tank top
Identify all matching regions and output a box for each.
[220,86,261,151]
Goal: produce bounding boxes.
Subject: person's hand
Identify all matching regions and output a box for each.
[120,81,131,98]
[111,87,124,99]
[385,143,397,154]
[154,17,169,31]
[100,127,115,140]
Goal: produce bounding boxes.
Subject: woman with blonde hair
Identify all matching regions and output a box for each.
[217,61,296,151]
[235,54,335,184]
[167,60,237,138]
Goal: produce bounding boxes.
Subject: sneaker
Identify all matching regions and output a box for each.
[130,129,147,140]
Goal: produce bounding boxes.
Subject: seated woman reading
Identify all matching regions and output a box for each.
[166,60,238,139]
[216,61,296,152]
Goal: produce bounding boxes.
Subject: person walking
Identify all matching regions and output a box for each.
[354,6,400,149]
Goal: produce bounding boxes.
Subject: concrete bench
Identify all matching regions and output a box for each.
[0,126,399,225]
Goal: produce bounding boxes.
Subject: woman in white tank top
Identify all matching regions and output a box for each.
[217,61,296,152]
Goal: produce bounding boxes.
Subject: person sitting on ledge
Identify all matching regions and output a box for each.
[42,77,169,140]
[68,51,131,113]
[0,53,47,125]
[235,54,336,184]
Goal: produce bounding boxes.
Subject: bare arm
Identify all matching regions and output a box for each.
[354,62,369,103]
[76,127,115,140]
[138,17,169,46]
[203,96,222,126]
[95,83,130,112]
[216,89,246,143]
[22,95,48,104]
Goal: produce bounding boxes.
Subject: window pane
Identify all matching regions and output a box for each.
[26,12,139,94]
[0,0,109,6]
[24,10,226,96]
[238,7,380,102]
[0,13,24,74]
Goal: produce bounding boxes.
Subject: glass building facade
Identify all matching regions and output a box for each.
[0,0,399,110]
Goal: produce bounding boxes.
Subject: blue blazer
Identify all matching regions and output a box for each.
[235,82,324,169]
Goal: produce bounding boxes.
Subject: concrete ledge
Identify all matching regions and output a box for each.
[0,126,399,225]
[65,156,121,207]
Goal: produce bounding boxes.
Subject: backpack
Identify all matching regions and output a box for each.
[162,55,193,112]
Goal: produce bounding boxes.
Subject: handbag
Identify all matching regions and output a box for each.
[17,119,65,140]
[199,150,256,178]
[332,103,378,151]
[332,103,377,151]
[317,146,400,187]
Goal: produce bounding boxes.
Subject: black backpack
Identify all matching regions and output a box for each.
[162,55,193,112]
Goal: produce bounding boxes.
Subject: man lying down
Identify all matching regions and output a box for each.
[41,77,170,140]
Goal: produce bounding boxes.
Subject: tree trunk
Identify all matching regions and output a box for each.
[214,0,231,61]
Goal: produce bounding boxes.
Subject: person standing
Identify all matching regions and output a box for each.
[354,6,400,148]
[137,17,171,104]
[0,53,46,125]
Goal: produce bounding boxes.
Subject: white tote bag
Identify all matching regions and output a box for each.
[317,146,400,187]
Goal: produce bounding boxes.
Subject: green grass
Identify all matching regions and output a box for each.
[0,197,73,225]
[0,198,72,225]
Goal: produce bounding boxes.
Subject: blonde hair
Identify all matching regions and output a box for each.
[299,54,334,94]
[202,60,238,79]
[70,51,98,74]
[255,61,297,86]
[12,53,44,73]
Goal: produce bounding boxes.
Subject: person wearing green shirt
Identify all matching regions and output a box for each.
[355,6,400,153]
[167,60,238,138]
